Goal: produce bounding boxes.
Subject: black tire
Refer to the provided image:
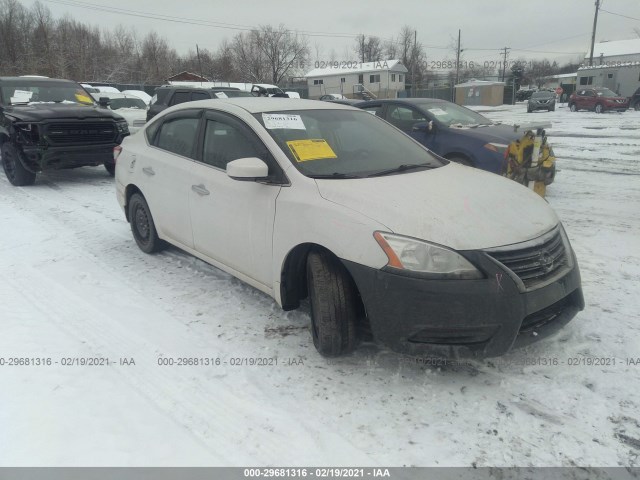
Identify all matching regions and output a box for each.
[1,142,36,186]
[594,103,603,114]
[128,193,163,254]
[447,155,473,167]
[569,103,577,112]
[634,102,640,111]
[104,162,115,176]
[306,250,357,357]
[527,108,532,113]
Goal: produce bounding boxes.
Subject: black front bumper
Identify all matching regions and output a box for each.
[20,143,116,171]
[343,250,584,358]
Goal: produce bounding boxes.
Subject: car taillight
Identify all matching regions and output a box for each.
[113,145,123,162]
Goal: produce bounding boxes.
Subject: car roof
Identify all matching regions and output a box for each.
[360,98,450,106]
[159,85,240,91]
[94,92,144,99]
[172,97,356,113]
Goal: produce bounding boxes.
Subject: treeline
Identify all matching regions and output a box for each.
[0,0,578,87]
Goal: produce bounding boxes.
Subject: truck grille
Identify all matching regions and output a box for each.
[486,227,569,290]
[46,122,116,145]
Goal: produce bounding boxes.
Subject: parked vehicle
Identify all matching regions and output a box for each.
[285,91,301,99]
[93,85,120,93]
[250,83,288,97]
[527,91,556,112]
[147,85,253,121]
[80,83,100,93]
[356,98,556,191]
[115,98,583,358]
[320,94,347,101]
[628,87,640,111]
[568,88,629,113]
[121,89,152,105]
[516,89,536,101]
[325,99,364,106]
[0,76,129,185]
[92,92,147,133]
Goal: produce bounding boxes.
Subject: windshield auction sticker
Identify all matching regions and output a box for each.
[10,89,34,103]
[262,113,306,130]
[427,108,448,116]
[286,139,337,162]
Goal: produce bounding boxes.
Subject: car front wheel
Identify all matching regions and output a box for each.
[104,162,115,176]
[595,103,603,114]
[569,103,577,112]
[128,193,163,254]
[306,250,357,357]
[1,142,36,186]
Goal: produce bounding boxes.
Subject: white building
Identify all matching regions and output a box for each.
[585,39,640,64]
[304,60,408,99]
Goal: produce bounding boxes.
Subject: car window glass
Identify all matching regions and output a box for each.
[155,116,200,158]
[191,91,209,101]
[387,105,426,130]
[361,104,381,116]
[169,91,191,106]
[202,119,263,170]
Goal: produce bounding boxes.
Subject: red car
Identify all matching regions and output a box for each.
[568,87,629,113]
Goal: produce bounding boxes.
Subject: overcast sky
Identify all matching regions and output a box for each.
[23,0,640,66]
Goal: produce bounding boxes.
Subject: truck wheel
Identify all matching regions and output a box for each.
[128,193,163,254]
[595,103,603,114]
[104,162,115,176]
[1,142,36,186]
[569,103,577,112]
[306,250,357,357]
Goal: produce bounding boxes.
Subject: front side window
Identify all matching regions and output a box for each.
[155,115,200,158]
[386,105,426,130]
[254,109,443,178]
[202,119,263,170]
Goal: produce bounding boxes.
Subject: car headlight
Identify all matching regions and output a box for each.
[116,120,129,134]
[373,232,483,279]
[484,143,509,155]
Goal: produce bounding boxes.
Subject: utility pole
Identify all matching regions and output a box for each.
[361,34,365,63]
[411,30,417,97]
[589,0,600,66]
[196,44,204,85]
[501,47,510,82]
[455,29,461,86]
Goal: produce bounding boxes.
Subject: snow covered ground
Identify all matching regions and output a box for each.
[1,104,639,467]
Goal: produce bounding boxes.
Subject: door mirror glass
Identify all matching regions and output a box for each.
[227,157,269,181]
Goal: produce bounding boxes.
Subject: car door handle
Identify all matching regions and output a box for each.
[191,184,210,196]
[142,167,155,176]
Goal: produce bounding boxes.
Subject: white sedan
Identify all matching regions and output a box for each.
[115,98,584,357]
[92,92,147,133]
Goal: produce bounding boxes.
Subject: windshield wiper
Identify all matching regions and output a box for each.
[367,163,434,177]
[309,172,362,179]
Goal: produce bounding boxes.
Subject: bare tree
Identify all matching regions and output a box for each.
[354,34,383,62]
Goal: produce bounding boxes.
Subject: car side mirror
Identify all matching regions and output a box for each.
[98,97,111,107]
[227,157,269,181]
[412,121,434,133]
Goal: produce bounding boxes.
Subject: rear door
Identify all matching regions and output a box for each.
[140,109,202,248]
[188,111,284,286]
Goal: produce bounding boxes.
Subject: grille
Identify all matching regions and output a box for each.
[486,227,568,290]
[46,122,116,145]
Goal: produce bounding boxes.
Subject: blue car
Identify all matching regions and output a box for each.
[357,98,522,174]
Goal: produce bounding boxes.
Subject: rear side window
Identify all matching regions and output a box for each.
[155,116,200,158]
[191,91,210,101]
[169,91,191,106]
[153,89,170,105]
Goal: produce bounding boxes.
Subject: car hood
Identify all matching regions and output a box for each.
[4,103,124,122]
[315,163,559,251]
[446,123,522,144]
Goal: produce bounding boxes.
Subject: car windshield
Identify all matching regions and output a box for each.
[1,80,94,106]
[596,88,618,97]
[254,109,443,178]
[532,92,554,99]
[422,102,493,127]
[109,97,147,110]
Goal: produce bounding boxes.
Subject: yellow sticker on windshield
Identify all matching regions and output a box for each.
[286,139,337,162]
[75,92,92,104]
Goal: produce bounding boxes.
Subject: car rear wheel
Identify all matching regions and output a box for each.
[595,103,603,114]
[306,250,357,357]
[128,193,163,254]
[634,102,640,111]
[104,162,115,176]
[569,103,577,112]
[1,142,36,186]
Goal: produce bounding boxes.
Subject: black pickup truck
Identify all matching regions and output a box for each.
[0,76,129,186]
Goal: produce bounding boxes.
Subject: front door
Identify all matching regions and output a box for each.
[188,111,283,287]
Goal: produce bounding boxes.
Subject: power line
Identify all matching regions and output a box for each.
[600,8,640,21]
